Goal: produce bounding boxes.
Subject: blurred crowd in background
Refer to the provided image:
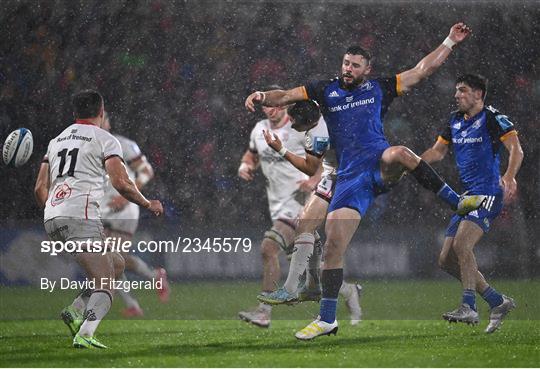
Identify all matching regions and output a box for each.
[1,1,539,275]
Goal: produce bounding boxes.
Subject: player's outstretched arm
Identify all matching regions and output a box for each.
[105,156,163,216]
[262,129,322,176]
[420,139,449,164]
[34,161,50,208]
[245,87,306,112]
[108,155,155,212]
[399,23,472,93]
[500,134,524,203]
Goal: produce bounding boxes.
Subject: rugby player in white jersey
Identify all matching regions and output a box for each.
[237,86,320,328]
[257,100,362,325]
[34,90,163,348]
[101,113,170,318]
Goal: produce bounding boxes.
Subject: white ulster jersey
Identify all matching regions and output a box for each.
[44,122,123,221]
[249,117,307,220]
[304,117,337,176]
[101,134,142,211]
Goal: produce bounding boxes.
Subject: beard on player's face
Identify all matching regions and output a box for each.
[341,73,363,88]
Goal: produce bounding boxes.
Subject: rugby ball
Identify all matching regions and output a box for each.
[3,128,33,167]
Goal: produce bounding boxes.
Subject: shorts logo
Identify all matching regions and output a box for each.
[51,183,72,207]
[468,210,479,218]
[483,218,490,228]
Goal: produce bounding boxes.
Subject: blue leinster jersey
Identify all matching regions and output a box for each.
[303,76,401,177]
[438,105,517,195]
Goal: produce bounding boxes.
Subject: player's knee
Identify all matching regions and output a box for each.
[261,239,280,259]
[392,146,415,163]
[263,228,291,255]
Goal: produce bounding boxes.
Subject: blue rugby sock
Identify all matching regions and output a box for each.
[320,298,338,324]
[437,184,460,209]
[481,286,504,309]
[319,268,343,323]
[462,289,477,311]
[411,160,459,209]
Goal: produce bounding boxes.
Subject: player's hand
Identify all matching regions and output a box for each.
[245,91,265,112]
[448,22,472,44]
[297,179,317,193]
[146,199,163,216]
[108,195,129,212]
[500,175,518,204]
[262,129,283,152]
[238,162,255,181]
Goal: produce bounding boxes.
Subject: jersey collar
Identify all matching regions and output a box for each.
[75,119,98,126]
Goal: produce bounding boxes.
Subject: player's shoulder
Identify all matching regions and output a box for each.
[95,127,122,146]
[449,109,464,121]
[307,117,329,137]
[305,77,339,90]
[484,105,505,117]
[484,105,515,130]
[251,119,269,132]
[114,133,139,149]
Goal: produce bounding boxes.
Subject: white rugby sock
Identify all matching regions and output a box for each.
[71,288,92,314]
[78,290,112,337]
[117,274,141,309]
[339,282,354,299]
[284,233,315,293]
[306,237,322,289]
[128,255,156,280]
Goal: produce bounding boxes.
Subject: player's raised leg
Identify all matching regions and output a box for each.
[259,195,327,305]
[380,146,485,215]
[295,208,360,340]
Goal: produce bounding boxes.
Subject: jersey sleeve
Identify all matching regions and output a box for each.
[377,76,400,105]
[485,106,518,142]
[101,132,123,162]
[304,123,330,158]
[303,80,331,106]
[122,139,143,164]
[248,125,258,153]
[437,122,452,145]
[43,141,52,163]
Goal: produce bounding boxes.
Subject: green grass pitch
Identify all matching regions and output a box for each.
[1,280,539,367]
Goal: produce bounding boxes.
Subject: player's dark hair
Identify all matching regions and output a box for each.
[456,74,488,99]
[72,90,104,119]
[288,100,321,126]
[345,46,372,64]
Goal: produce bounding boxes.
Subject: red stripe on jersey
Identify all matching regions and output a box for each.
[85,193,90,219]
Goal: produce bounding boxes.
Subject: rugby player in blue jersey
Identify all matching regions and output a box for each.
[245,23,483,340]
[421,74,523,333]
